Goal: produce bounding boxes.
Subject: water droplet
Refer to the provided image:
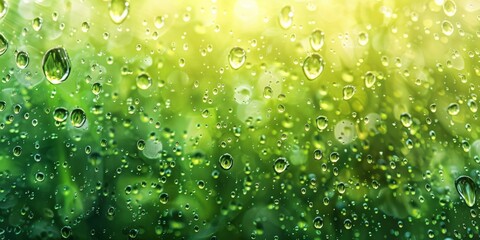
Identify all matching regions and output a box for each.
[0,33,7,56]
[35,172,45,182]
[447,103,459,115]
[344,219,352,229]
[310,29,324,51]
[137,139,146,151]
[219,153,233,170]
[42,47,71,84]
[154,16,165,29]
[16,51,29,69]
[441,20,454,36]
[109,0,129,24]
[70,108,86,128]
[53,107,69,122]
[467,99,477,113]
[329,152,340,163]
[32,17,43,31]
[315,115,328,131]
[273,157,289,174]
[455,176,476,207]
[358,32,369,46]
[228,47,246,70]
[60,226,72,238]
[400,113,413,128]
[337,182,346,194]
[313,149,323,160]
[0,0,7,20]
[136,73,152,90]
[263,86,273,99]
[92,82,103,95]
[342,85,356,100]
[443,0,456,17]
[364,71,376,88]
[303,54,324,80]
[81,22,90,32]
[13,146,22,157]
[313,216,323,229]
[159,193,169,204]
[279,6,293,29]
[0,101,5,111]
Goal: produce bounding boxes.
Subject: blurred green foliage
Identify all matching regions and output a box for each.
[0,0,480,239]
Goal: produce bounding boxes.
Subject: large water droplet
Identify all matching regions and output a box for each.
[228,47,246,70]
[136,73,152,90]
[441,20,454,36]
[279,6,293,29]
[16,51,29,69]
[443,0,456,17]
[310,29,324,51]
[273,157,289,174]
[109,0,129,24]
[455,176,476,207]
[70,108,86,128]
[42,47,71,84]
[303,54,324,80]
[0,0,7,20]
[447,103,459,115]
[0,33,7,56]
[53,107,69,122]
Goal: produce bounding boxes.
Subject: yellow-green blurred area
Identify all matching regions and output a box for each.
[0,0,480,239]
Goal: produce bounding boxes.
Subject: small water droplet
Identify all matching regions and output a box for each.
[279,6,293,29]
[32,17,43,31]
[159,192,169,204]
[42,47,71,84]
[273,157,289,174]
[358,32,369,46]
[310,29,324,51]
[329,152,340,163]
[364,71,376,88]
[81,22,90,32]
[219,153,233,170]
[455,176,476,207]
[154,16,165,29]
[467,99,477,113]
[342,85,356,100]
[443,0,456,17]
[16,51,29,69]
[315,115,328,131]
[70,108,86,128]
[109,0,129,24]
[263,86,273,99]
[228,47,246,70]
[136,73,152,90]
[447,103,459,115]
[0,33,8,56]
[53,107,69,122]
[313,149,323,160]
[441,20,454,36]
[303,54,325,80]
